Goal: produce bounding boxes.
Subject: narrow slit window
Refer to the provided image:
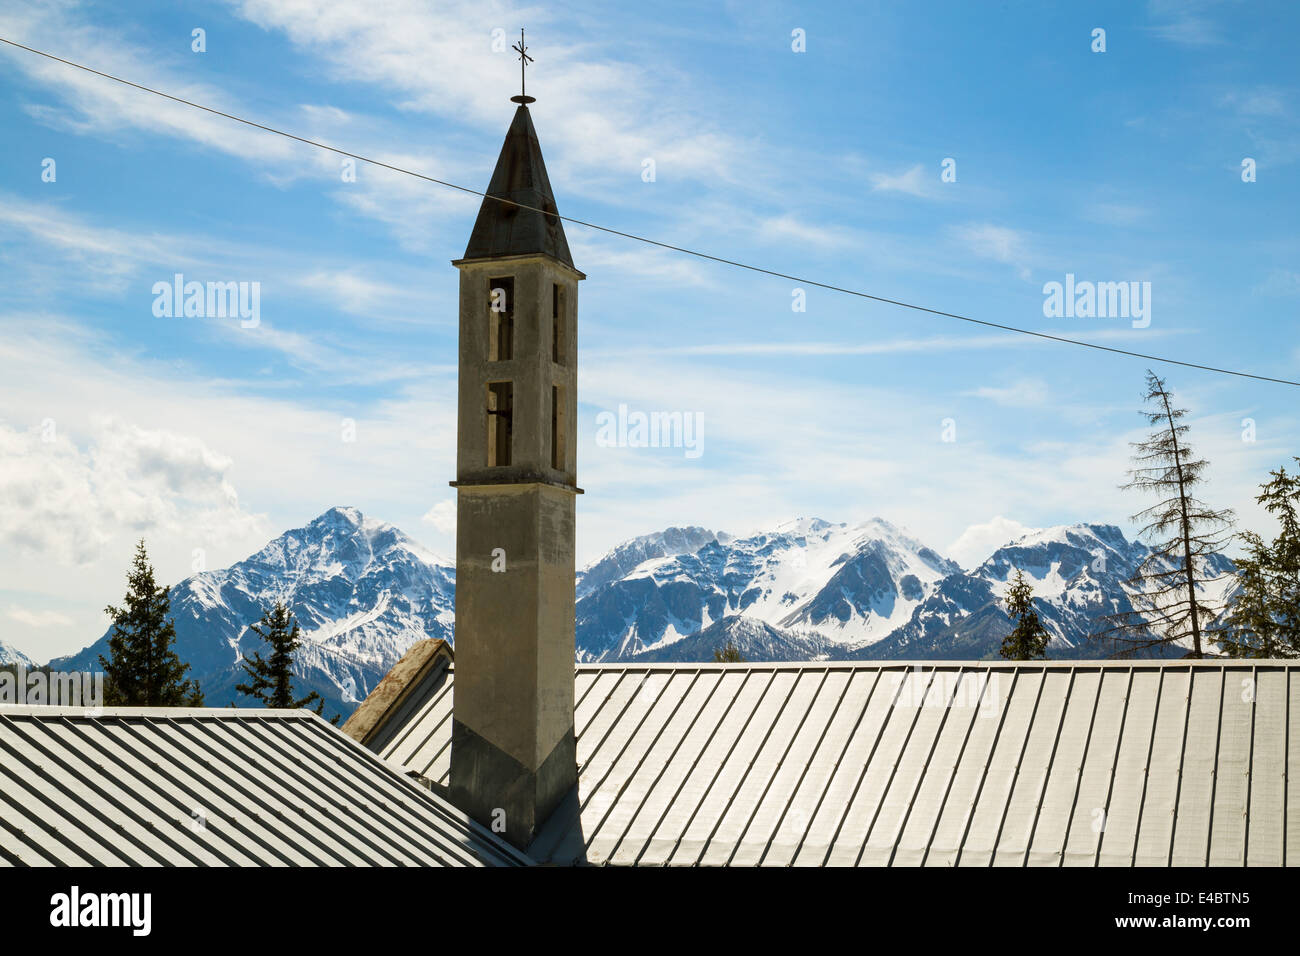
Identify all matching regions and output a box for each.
[489,277,514,361]
[552,283,564,365]
[487,381,513,467]
[551,384,566,471]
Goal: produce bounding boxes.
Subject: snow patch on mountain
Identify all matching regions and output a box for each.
[0,639,33,667]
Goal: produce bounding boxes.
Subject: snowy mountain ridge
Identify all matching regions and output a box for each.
[46,508,1238,718]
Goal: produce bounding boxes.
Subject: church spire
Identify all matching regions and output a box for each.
[460,31,573,268]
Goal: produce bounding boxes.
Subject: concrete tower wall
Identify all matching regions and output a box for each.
[449,241,583,847]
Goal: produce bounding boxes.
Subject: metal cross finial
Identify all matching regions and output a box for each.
[510,29,535,104]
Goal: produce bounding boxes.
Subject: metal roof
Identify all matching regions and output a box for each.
[0,706,530,867]
[364,660,1300,866]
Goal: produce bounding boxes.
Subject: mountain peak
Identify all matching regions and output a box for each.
[0,638,33,667]
[313,505,367,529]
[769,517,837,536]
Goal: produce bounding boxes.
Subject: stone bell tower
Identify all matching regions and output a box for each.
[448,74,583,848]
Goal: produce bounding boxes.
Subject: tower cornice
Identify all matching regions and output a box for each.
[450,252,586,282]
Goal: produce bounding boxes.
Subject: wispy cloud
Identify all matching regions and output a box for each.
[6,606,75,629]
[871,164,942,200]
[965,379,1050,407]
[1146,0,1224,46]
[949,223,1034,281]
[1219,87,1288,118]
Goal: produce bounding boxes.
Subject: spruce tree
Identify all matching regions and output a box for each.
[1102,371,1235,657]
[236,601,331,719]
[999,569,1051,660]
[712,640,746,663]
[99,540,203,706]
[1218,460,1300,657]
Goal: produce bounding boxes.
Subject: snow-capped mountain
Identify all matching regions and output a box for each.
[613,521,1238,664]
[576,517,960,661]
[576,526,730,599]
[53,506,455,719]
[860,523,1149,659]
[629,615,832,663]
[47,508,1242,720]
[0,639,33,667]
[855,523,1235,660]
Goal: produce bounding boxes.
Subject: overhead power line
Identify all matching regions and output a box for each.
[3,35,1297,388]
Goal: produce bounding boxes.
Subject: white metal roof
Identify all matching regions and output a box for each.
[0,705,530,867]
[365,660,1300,866]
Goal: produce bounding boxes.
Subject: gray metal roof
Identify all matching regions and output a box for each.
[0,706,530,867]
[365,660,1300,866]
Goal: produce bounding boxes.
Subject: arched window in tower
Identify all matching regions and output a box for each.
[486,381,513,466]
[489,277,514,361]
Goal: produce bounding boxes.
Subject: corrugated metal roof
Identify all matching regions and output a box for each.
[364,660,1299,866]
[0,706,530,867]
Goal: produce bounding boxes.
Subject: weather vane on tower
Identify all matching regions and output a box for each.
[510,28,535,104]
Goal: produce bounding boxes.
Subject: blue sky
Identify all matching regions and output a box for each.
[1,0,1298,659]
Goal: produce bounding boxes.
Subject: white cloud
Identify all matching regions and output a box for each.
[0,311,461,657]
[950,223,1033,281]
[1146,0,1224,46]
[422,499,456,534]
[0,417,262,568]
[6,606,75,629]
[225,0,747,188]
[966,379,1050,407]
[756,215,858,249]
[946,517,1033,569]
[1219,88,1288,118]
[870,164,940,200]
[0,2,306,164]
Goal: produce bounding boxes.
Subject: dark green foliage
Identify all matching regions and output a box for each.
[998,569,1051,660]
[99,540,203,706]
[236,601,337,722]
[1218,460,1300,658]
[1102,371,1235,658]
[712,640,746,663]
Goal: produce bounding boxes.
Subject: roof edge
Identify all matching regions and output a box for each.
[445,658,1300,673]
[342,638,454,746]
[0,704,315,718]
[451,252,586,281]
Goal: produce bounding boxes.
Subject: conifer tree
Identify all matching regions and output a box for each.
[713,640,746,663]
[1218,460,1300,657]
[99,540,203,706]
[236,601,332,720]
[999,569,1051,660]
[1102,372,1235,657]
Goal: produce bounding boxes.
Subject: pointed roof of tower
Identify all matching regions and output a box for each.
[462,104,574,269]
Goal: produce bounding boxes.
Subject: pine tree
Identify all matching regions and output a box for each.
[713,640,746,663]
[1102,371,1235,657]
[99,540,203,706]
[236,601,333,720]
[1218,460,1300,657]
[999,569,1051,660]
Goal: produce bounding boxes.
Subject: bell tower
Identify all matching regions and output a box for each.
[448,66,583,848]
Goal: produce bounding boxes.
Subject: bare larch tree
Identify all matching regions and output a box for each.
[1102,371,1235,658]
